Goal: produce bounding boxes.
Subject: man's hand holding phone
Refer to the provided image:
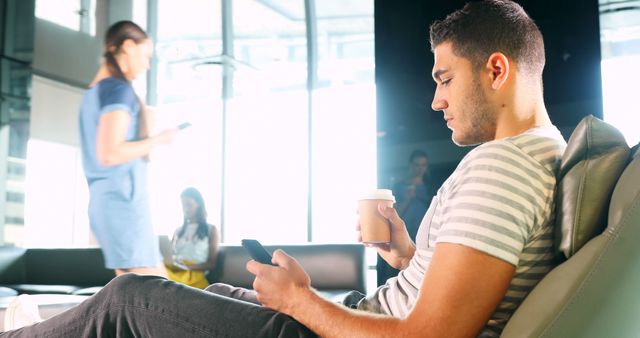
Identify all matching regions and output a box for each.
[245,245,312,314]
[241,239,276,265]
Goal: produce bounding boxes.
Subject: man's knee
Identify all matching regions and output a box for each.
[105,273,163,296]
[205,283,260,304]
[204,282,234,295]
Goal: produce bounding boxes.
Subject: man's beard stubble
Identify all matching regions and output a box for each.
[452,76,497,147]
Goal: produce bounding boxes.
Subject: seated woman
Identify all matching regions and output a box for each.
[164,187,219,289]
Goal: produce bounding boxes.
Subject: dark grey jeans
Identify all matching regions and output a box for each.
[0,274,318,338]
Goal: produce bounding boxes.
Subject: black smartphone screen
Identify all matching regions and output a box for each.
[177,122,192,130]
[241,239,275,265]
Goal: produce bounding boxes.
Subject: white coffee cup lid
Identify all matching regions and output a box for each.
[360,189,395,202]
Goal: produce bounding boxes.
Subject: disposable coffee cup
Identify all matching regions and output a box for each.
[359,189,396,244]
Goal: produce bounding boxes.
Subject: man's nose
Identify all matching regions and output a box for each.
[431,94,448,111]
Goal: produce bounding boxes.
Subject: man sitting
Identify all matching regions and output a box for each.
[2,1,566,337]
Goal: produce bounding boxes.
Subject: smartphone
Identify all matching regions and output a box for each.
[241,239,275,265]
[177,122,192,130]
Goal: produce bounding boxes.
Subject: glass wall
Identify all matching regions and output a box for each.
[149,0,224,236]
[1,0,35,246]
[311,1,376,243]
[151,0,376,244]
[600,0,640,146]
[35,0,95,35]
[9,0,375,249]
[224,0,309,244]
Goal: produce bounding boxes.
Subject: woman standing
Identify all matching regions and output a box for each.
[165,187,219,289]
[79,21,178,276]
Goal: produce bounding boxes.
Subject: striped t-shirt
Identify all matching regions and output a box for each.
[362,125,566,337]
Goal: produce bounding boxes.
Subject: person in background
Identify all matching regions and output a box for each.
[164,187,219,289]
[393,150,432,239]
[377,150,433,285]
[79,20,178,277]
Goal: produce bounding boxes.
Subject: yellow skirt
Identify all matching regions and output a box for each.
[164,263,210,289]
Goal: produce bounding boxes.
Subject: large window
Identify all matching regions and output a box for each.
[1,0,35,246]
[150,0,376,244]
[17,1,375,253]
[35,0,95,35]
[224,0,309,244]
[600,0,640,146]
[311,2,376,243]
[149,0,224,236]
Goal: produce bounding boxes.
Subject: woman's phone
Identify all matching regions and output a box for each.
[177,122,192,130]
[241,239,275,265]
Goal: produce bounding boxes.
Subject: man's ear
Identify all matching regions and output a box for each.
[485,52,509,90]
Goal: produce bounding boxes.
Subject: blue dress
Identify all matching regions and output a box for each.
[79,77,159,269]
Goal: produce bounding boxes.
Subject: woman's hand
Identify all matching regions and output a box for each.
[154,127,179,145]
[404,185,417,200]
[97,111,180,165]
[171,258,191,270]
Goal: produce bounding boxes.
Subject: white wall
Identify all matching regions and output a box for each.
[24,76,90,247]
[23,138,90,248]
[32,18,100,88]
[30,76,84,146]
[23,15,104,247]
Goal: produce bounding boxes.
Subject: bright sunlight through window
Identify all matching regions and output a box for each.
[601,56,640,146]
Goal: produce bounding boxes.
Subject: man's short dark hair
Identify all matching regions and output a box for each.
[429,0,545,78]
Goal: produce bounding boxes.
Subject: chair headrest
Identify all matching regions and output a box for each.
[555,115,630,259]
[608,143,640,231]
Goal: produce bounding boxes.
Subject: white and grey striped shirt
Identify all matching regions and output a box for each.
[363,125,566,337]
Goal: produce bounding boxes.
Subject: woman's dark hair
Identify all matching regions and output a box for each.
[104,20,148,80]
[409,150,430,185]
[409,150,428,163]
[178,187,210,240]
[103,21,151,142]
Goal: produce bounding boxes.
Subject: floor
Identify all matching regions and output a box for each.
[0,294,88,332]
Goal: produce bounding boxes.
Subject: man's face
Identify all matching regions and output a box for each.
[431,42,497,146]
[410,157,428,178]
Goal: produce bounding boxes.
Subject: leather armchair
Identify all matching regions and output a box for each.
[502,116,640,337]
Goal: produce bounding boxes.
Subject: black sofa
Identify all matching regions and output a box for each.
[0,243,366,298]
[209,244,366,299]
[0,247,117,295]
